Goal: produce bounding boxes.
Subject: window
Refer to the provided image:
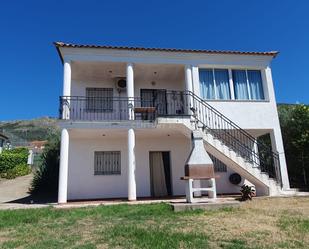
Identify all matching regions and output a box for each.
[86,88,113,112]
[232,70,264,100]
[199,69,230,100]
[209,153,227,172]
[94,151,121,175]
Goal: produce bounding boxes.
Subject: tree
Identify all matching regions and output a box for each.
[30,135,60,196]
[278,104,309,189]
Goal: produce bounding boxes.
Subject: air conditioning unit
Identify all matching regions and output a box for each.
[116,78,127,92]
[229,173,242,185]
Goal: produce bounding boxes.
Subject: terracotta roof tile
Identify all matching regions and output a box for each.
[54,41,279,58]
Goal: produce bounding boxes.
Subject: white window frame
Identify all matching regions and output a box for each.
[232,69,265,101]
[199,68,231,100]
[198,66,267,102]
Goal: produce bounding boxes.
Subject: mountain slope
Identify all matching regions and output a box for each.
[0,117,59,146]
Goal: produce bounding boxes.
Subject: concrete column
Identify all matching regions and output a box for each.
[58,128,69,203]
[264,66,290,190]
[63,60,71,96]
[184,65,194,112]
[127,63,134,120]
[62,60,71,119]
[253,139,260,166]
[128,128,136,200]
[185,65,193,92]
[191,65,200,97]
[270,129,290,190]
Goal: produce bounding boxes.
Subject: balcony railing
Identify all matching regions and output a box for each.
[59,91,282,185]
[59,96,157,121]
[59,91,191,121]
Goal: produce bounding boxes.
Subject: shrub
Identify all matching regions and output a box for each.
[4,147,28,155]
[240,185,256,201]
[30,136,60,196]
[0,147,29,176]
[1,164,31,179]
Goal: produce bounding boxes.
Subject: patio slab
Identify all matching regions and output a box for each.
[170,198,240,212]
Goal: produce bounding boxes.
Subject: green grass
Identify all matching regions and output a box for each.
[0,197,309,249]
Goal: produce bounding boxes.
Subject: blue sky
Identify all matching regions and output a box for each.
[0,0,308,121]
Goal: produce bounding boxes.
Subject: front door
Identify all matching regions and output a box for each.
[140,89,167,115]
[149,151,172,197]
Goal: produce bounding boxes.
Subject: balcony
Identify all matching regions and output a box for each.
[59,91,191,122]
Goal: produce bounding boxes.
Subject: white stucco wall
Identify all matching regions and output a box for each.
[67,136,128,200]
[67,131,243,200]
[71,78,185,98]
[60,47,290,195]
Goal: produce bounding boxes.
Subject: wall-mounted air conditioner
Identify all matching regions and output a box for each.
[115,78,127,92]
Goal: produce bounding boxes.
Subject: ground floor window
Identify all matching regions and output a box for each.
[94,151,121,175]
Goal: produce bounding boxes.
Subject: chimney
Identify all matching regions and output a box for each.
[185,130,215,178]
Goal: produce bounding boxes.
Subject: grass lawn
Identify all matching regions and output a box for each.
[0,197,308,249]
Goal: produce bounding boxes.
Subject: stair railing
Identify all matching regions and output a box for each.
[165,90,282,186]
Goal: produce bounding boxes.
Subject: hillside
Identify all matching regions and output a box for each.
[0,117,59,146]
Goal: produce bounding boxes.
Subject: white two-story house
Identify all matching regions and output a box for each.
[55,42,290,203]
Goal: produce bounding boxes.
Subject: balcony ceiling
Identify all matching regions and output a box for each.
[72,61,184,82]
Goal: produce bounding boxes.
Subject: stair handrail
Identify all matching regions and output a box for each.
[183,90,282,185]
[185,91,279,158]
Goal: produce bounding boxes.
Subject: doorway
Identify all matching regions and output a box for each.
[140,89,167,115]
[149,151,172,197]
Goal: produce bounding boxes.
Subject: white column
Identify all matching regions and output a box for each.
[264,66,290,190]
[127,62,136,200]
[63,60,71,96]
[127,63,134,120]
[191,65,200,97]
[58,128,69,203]
[62,60,71,120]
[184,65,194,111]
[185,65,193,92]
[270,129,290,190]
[128,128,136,200]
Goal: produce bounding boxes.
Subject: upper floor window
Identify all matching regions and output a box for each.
[199,69,231,100]
[199,68,265,101]
[86,88,113,112]
[232,70,264,100]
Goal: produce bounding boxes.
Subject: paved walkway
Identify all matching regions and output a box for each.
[0,174,33,203]
[0,174,53,210]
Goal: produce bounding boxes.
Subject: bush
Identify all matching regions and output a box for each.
[0,147,29,177]
[4,147,28,155]
[240,185,256,201]
[1,164,31,179]
[30,136,60,196]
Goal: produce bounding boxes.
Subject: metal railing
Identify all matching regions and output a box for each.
[59,91,282,185]
[59,96,157,121]
[164,90,282,185]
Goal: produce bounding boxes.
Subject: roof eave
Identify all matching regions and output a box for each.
[54,42,64,64]
[53,41,279,62]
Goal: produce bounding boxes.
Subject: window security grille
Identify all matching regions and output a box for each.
[86,88,113,112]
[94,151,121,175]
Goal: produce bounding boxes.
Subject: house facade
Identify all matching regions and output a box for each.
[55,42,290,203]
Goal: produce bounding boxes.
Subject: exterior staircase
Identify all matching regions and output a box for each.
[161,91,284,195]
